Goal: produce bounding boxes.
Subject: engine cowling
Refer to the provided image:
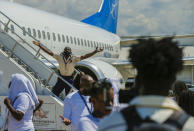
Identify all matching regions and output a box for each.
[75,58,124,81]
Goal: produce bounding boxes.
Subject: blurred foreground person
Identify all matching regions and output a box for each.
[2,74,43,131]
[178,91,194,117]
[99,38,194,131]
[172,80,188,101]
[60,74,94,131]
[78,79,113,131]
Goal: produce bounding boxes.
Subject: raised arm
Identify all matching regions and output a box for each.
[80,47,103,60]
[32,41,54,56]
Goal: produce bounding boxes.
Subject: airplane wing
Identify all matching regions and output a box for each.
[95,57,130,66]
[183,57,194,65]
[95,57,136,79]
[120,34,194,47]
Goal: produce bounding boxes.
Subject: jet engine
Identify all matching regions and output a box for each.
[73,58,124,89]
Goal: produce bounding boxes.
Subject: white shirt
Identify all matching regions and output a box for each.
[98,95,194,131]
[53,54,80,76]
[63,91,92,131]
[8,94,34,131]
[78,114,100,131]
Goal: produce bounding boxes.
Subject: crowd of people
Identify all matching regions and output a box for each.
[2,37,194,131]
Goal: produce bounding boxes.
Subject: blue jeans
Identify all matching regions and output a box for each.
[52,75,73,96]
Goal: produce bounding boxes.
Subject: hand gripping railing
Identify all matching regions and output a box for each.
[0,11,79,92]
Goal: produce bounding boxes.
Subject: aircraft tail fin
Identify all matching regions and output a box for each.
[81,0,119,34]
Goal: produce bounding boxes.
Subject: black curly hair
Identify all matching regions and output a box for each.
[129,37,183,95]
[172,80,188,101]
[89,78,112,99]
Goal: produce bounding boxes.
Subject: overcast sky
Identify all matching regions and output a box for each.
[11,0,194,36]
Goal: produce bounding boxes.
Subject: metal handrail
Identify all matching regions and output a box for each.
[0,20,58,69]
[0,11,78,91]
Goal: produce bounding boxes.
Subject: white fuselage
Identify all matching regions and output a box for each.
[0,1,120,58]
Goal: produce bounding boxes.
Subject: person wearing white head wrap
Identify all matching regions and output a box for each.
[8,74,39,109]
[3,73,43,131]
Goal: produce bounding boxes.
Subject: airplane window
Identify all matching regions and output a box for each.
[77,38,80,45]
[70,36,73,44]
[91,41,93,47]
[81,39,84,46]
[10,25,14,33]
[38,30,41,39]
[99,43,101,48]
[22,27,26,36]
[96,42,98,47]
[27,28,31,36]
[88,41,90,47]
[42,31,46,39]
[58,34,61,42]
[87,40,89,47]
[47,32,50,40]
[74,37,77,45]
[84,39,87,46]
[33,29,36,38]
[62,35,65,42]
[66,36,69,43]
[108,44,110,51]
[53,33,56,41]
[105,44,107,50]
[102,43,104,49]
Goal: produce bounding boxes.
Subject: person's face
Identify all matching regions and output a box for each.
[63,48,72,55]
[91,88,114,118]
[79,82,91,95]
[79,75,94,95]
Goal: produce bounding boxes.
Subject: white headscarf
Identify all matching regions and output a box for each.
[8,74,39,110]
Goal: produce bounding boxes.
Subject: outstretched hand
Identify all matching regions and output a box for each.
[32,41,40,46]
[95,47,104,53]
[60,115,71,125]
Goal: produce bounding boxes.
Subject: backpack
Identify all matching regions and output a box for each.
[121,106,190,131]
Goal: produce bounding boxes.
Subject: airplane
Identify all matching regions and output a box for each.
[0,0,126,81]
[0,0,120,58]
[0,0,194,82]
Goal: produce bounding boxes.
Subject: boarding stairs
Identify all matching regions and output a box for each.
[0,10,80,130]
[0,11,79,96]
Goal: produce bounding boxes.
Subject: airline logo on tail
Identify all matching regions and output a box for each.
[110,0,119,19]
[81,0,119,34]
